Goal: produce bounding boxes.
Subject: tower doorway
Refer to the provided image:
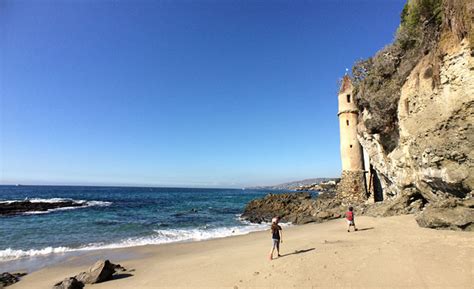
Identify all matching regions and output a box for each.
[370,165,383,202]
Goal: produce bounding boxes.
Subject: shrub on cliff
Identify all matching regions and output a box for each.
[352,0,443,152]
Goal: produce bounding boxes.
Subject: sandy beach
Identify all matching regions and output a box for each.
[9,215,473,289]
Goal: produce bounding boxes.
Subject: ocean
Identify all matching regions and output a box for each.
[0,185,281,272]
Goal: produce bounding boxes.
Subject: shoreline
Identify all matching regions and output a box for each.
[1,220,279,273]
[9,215,474,289]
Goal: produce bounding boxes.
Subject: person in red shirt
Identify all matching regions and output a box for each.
[345,206,358,232]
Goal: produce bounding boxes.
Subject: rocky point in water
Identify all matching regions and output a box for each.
[241,191,344,225]
[0,200,85,216]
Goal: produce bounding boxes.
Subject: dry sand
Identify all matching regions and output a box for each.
[10,215,473,289]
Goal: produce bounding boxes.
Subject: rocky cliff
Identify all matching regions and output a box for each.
[242,0,474,231]
[352,0,473,225]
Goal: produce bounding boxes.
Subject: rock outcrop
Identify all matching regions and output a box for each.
[241,192,344,225]
[0,201,85,216]
[415,198,474,231]
[0,272,27,287]
[241,193,313,224]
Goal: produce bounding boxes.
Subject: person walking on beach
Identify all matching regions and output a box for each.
[345,206,358,232]
[269,217,283,260]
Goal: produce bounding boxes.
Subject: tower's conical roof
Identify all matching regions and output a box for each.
[339,75,352,94]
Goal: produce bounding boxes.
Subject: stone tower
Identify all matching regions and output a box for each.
[336,75,367,204]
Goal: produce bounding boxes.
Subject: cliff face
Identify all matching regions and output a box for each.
[358,38,473,201]
[241,0,473,232]
[354,0,473,204]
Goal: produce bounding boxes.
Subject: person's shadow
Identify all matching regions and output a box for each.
[279,248,315,257]
[356,227,375,231]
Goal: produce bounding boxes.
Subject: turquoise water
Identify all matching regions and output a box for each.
[0,185,278,270]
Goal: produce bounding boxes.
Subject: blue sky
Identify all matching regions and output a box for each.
[0,0,405,188]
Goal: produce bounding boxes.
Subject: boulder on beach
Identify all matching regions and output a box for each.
[415,199,474,231]
[75,260,117,284]
[52,277,84,289]
[53,260,129,289]
[0,272,27,287]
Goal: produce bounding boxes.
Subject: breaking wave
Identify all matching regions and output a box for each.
[0,222,273,262]
[0,198,112,215]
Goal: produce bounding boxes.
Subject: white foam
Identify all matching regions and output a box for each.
[0,247,71,261]
[0,198,112,215]
[150,224,270,244]
[1,198,74,204]
[0,222,273,262]
[236,215,292,227]
[29,198,78,204]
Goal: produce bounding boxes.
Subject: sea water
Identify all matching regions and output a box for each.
[0,185,281,271]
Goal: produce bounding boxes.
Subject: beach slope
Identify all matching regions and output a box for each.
[11,215,473,289]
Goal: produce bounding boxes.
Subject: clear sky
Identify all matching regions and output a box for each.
[0,0,405,188]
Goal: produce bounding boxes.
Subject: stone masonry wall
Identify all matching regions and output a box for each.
[336,170,368,205]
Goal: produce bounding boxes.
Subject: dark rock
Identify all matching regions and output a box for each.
[415,200,474,231]
[241,192,312,223]
[53,260,128,289]
[1,272,27,287]
[113,263,127,272]
[0,201,85,216]
[75,260,116,284]
[241,192,344,225]
[52,277,83,289]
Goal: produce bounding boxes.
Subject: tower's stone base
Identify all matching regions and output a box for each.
[336,170,368,205]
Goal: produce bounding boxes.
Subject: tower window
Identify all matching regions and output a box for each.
[347,94,351,103]
[346,120,349,126]
[350,145,353,148]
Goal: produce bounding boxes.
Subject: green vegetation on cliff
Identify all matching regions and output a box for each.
[351,0,472,153]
